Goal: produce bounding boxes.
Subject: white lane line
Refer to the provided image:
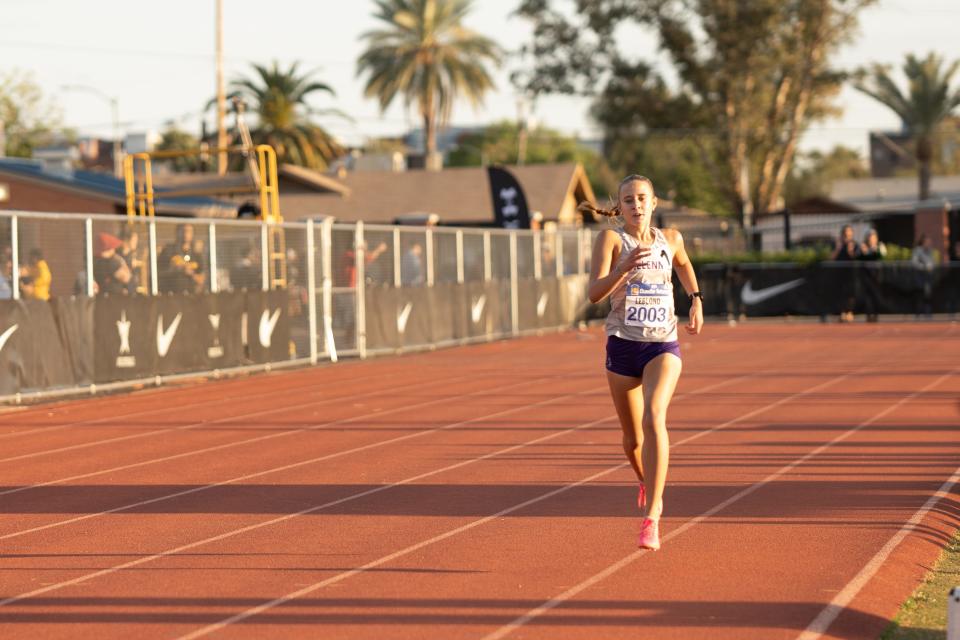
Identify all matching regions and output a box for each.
[483,368,957,640]
[176,370,834,639]
[0,363,398,441]
[0,371,480,464]
[0,372,492,499]
[0,374,748,612]
[0,371,601,540]
[797,464,960,640]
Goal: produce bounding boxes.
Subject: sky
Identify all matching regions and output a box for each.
[2,0,960,158]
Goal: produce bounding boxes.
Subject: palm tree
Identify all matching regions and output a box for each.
[357,0,502,170]
[855,53,960,201]
[228,61,344,170]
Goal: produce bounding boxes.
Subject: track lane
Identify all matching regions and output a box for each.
[0,324,956,639]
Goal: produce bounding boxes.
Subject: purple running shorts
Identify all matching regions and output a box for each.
[605,335,681,378]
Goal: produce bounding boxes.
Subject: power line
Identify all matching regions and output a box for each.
[0,38,356,67]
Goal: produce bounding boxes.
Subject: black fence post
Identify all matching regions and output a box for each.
[783,208,792,250]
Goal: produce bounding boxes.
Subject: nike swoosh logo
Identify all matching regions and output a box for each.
[471,295,486,324]
[259,309,281,348]
[0,324,18,354]
[741,279,805,305]
[536,293,549,318]
[157,313,182,357]
[397,302,413,333]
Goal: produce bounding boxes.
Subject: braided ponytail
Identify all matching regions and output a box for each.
[577,174,655,222]
[577,201,619,218]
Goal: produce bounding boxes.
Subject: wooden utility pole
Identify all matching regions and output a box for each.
[216,0,227,175]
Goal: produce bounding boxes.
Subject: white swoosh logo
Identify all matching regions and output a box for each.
[471,295,486,324]
[156,313,182,357]
[259,309,281,348]
[536,293,549,318]
[741,279,805,306]
[0,324,18,354]
[397,302,413,333]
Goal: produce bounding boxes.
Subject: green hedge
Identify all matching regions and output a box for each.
[691,243,913,267]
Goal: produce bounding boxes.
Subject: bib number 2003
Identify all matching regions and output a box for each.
[626,305,668,325]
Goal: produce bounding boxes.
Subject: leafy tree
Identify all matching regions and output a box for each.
[357,0,502,170]
[155,126,201,172]
[855,52,960,201]
[228,61,344,169]
[0,70,63,157]
[447,121,580,165]
[783,146,868,204]
[515,0,873,226]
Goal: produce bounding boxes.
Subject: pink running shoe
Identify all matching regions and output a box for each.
[638,517,660,550]
[637,484,646,510]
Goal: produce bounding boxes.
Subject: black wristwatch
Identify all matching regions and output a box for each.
[689,291,703,301]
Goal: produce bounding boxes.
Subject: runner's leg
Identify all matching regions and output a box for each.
[640,352,682,519]
[606,371,645,485]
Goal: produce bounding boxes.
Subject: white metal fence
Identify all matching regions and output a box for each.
[0,210,592,400]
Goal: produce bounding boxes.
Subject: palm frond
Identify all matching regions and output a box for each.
[356,0,501,156]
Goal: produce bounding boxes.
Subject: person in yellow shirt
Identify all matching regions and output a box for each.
[26,248,52,301]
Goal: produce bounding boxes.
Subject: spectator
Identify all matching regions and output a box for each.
[230,242,262,291]
[158,223,205,294]
[912,233,937,270]
[858,229,885,322]
[832,224,859,322]
[831,224,860,261]
[0,257,13,299]
[118,228,144,294]
[859,228,886,260]
[401,241,425,286]
[911,234,936,318]
[93,232,131,296]
[338,241,387,288]
[24,248,52,300]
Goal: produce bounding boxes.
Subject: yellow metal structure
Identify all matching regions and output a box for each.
[123,142,287,288]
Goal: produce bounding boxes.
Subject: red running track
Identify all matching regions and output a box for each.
[0,322,957,639]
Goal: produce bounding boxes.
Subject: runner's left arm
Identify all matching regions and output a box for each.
[667,230,703,335]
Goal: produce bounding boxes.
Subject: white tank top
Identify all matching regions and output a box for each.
[604,227,678,343]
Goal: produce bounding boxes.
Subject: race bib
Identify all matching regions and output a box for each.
[624,282,672,329]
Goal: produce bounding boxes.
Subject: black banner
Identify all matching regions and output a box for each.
[463,280,503,339]
[363,284,438,350]
[487,166,531,229]
[154,294,204,376]
[429,283,460,344]
[53,296,94,385]
[243,290,291,364]
[398,287,434,349]
[94,294,156,383]
[0,301,25,394]
[691,263,960,317]
[363,284,400,350]
[21,299,75,389]
[1,298,92,394]
[198,292,244,369]
[517,277,563,331]
[93,290,289,384]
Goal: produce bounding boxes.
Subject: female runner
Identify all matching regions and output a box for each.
[583,174,703,550]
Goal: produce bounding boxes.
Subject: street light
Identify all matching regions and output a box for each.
[61,84,122,178]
